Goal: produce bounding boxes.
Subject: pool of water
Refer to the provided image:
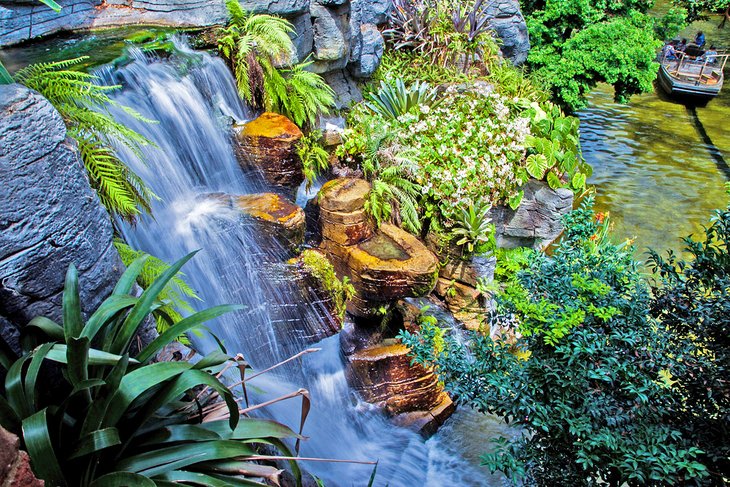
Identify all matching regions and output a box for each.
[580,14,730,258]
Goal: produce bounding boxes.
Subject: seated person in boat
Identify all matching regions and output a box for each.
[694,31,706,48]
[661,43,679,60]
[677,38,688,51]
[699,46,718,64]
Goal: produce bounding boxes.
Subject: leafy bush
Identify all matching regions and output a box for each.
[296,131,330,190]
[400,198,708,486]
[14,57,157,221]
[365,79,440,120]
[647,188,730,484]
[0,254,307,486]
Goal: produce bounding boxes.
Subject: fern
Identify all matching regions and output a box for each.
[114,240,200,337]
[14,57,157,222]
[264,60,336,128]
[296,131,330,190]
[218,0,295,108]
[361,132,422,234]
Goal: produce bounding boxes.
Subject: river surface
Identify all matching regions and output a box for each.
[581,17,730,258]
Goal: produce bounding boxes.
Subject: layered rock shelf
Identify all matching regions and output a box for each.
[234,112,305,191]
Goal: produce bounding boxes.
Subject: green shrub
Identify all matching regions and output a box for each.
[450,201,495,255]
[264,60,335,128]
[400,198,708,486]
[296,131,330,190]
[0,254,306,486]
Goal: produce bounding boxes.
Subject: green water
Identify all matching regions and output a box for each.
[580,16,730,258]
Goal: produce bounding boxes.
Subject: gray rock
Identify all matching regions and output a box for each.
[490,179,573,250]
[290,11,314,64]
[323,69,363,109]
[318,114,346,146]
[310,2,350,71]
[0,84,123,354]
[351,0,390,25]
[348,23,384,78]
[237,0,309,16]
[485,0,530,66]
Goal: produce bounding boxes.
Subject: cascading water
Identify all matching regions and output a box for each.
[105,40,503,486]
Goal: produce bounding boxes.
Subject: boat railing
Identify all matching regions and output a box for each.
[659,49,729,86]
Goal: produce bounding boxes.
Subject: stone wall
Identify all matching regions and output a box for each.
[0,84,123,353]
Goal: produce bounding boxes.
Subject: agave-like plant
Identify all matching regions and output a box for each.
[383,0,435,52]
[365,79,440,120]
[0,253,308,486]
[451,201,494,254]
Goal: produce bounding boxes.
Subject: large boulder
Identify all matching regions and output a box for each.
[318,178,373,246]
[0,84,123,354]
[486,0,530,66]
[234,112,304,190]
[237,193,306,247]
[310,1,351,73]
[490,178,574,250]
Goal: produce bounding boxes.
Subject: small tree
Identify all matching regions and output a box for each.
[400,198,708,486]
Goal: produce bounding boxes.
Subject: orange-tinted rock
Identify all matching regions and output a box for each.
[318,178,374,246]
[235,112,304,189]
[347,340,444,415]
[392,393,456,437]
[236,193,305,247]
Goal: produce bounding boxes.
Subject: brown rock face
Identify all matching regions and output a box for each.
[318,178,438,317]
[236,193,306,248]
[347,340,443,415]
[0,427,44,487]
[318,178,374,246]
[235,112,304,189]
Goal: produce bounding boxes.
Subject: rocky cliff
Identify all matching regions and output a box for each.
[0,84,123,353]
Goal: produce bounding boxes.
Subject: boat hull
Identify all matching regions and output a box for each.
[658,65,723,101]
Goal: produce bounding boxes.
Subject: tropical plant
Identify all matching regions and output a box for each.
[298,250,355,322]
[647,187,730,484]
[14,57,157,221]
[400,198,709,486]
[0,253,309,486]
[114,241,199,336]
[264,60,336,128]
[451,0,492,43]
[365,79,440,120]
[296,131,330,190]
[361,134,423,234]
[521,101,592,195]
[450,201,495,254]
[383,0,435,52]
[217,0,295,108]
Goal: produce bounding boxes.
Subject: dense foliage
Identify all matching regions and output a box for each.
[400,198,714,486]
[647,187,730,484]
[523,0,682,111]
[0,254,307,486]
[218,0,334,127]
[13,57,157,221]
[298,250,355,322]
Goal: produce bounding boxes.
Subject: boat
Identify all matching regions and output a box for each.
[657,48,728,101]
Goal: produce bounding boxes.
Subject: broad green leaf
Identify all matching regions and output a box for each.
[67,337,90,389]
[46,344,137,367]
[38,0,62,12]
[136,424,222,446]
[82,295,139,342]
[63,264,83,340]
[103,361,191,428]
[116,440,256,477]
[136,305,241,363]
[80,354,130,436]
[24,317,64,349]
[90,472,155,487]
[526,154,549,180]
[24,343,55,412]
[509,191,524,210]
[22,409,65,486]
[6,353,33,418]
[113,255,150,296]
[203,417,303,441]
[572,172,587,190]
[155,470,240,486]
[0,61,13,85]
[547,171,563,190]
[69,427,121,459]
[112,252,197,354]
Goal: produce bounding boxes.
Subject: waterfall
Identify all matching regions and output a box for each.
[105,40,498,486]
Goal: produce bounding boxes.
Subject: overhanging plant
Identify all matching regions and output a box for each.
[0,252,308,486]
